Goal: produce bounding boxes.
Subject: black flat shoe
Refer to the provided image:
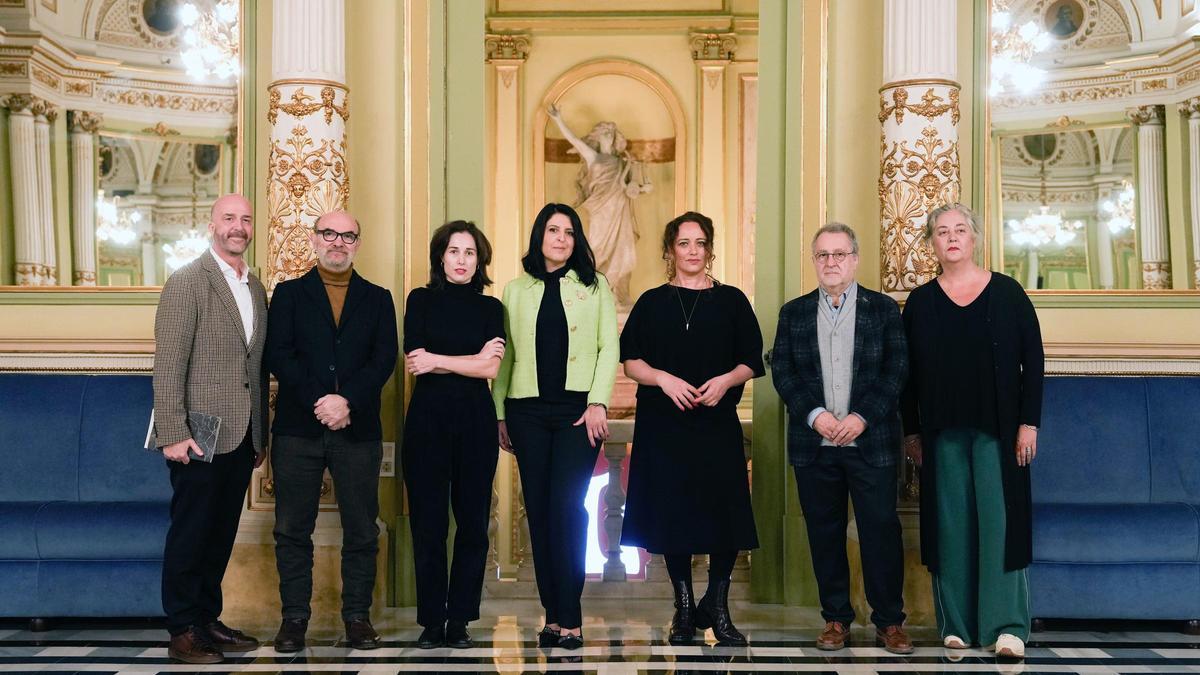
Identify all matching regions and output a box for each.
[345,619,381,650]
[537,625,560,648]
[445,620,473,649]
[416,624,445,649]
[558,631,583,650]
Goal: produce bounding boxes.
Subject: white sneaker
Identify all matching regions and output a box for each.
[943,634,968,649]
[995,633,1025,658]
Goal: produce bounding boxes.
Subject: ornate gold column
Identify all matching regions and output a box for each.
[69,111,103,286]
[266,0,349,289]
[878,0,960,294]
[1186,96,1200,287]
[34,104,59,285]
[4,95,45,286]
[1127,105,1170,289]
[691,31,736,268]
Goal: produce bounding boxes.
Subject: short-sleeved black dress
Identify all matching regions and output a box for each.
[619,282,764,554]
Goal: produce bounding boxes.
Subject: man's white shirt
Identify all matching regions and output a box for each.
[210,248,254,344]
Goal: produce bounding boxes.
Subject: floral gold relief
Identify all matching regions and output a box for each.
[1142,262,1171,290]
[878,83,960,293]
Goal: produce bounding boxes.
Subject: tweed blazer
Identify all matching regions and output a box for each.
[492,270,619,419]
[770,285,908,468]
[152,251,269,455]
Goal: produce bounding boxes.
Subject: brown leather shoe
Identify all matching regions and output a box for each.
[345,619,381,650]
[816,621,850,651]
[168,626,223,664]
[204,621,260,652]
[876,624,914,654]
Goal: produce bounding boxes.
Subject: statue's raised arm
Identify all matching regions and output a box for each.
[548,104,598,166]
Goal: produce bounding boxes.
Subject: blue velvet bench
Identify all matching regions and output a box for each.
[0,373,169,625]
[1031,376,1200,632]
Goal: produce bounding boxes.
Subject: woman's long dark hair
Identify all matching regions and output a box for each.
[521,203,598,287]
[428,220,493,292]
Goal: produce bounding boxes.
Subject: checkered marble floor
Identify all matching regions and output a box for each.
[2,599,1197,674]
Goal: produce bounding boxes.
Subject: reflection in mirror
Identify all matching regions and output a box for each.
[94,135,223,286]
[999,124,1137,290]
[0,0,240,288]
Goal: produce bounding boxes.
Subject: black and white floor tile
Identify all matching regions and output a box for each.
[2,599,1198,674]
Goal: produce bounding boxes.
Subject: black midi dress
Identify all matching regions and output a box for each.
[619,282,764,554]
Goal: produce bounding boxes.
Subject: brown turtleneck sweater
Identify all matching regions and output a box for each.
[317,264,352,326]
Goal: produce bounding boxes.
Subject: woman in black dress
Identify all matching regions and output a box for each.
[620,211,764,646]
[402,221,506,650]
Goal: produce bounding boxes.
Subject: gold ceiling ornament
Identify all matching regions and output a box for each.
[485,33,531,62]
[1045,115,1083,128]
[141,121,180,136]
[266,124,349,288]
[879,125,961,291]
[689,32,737,61]
[878,87,960,125]
[267,86,349,126]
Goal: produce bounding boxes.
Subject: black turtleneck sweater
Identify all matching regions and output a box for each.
[403,281,505,393]
[533,266,581,403]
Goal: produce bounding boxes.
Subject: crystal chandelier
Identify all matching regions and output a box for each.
[1007,158,1083,248]
[95,190,141,247]
[163,230,211,272]
[178,0,239,81]
[1101,181,1136,234]
[990,0,1052,96]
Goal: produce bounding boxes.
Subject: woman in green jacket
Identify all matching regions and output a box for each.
[494,203,619,650]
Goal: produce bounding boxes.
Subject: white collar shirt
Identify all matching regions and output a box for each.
[210,248,254,344]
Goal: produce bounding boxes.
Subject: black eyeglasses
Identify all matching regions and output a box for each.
[315,228,359,244]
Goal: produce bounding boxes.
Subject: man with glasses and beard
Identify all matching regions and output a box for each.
[154,194,268,664]
[265,211,398,651]
[770,222,912,655]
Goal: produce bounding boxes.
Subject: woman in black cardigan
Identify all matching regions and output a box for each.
[900,203,1044,659]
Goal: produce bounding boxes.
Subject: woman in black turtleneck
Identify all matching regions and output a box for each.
[402,221,505,650]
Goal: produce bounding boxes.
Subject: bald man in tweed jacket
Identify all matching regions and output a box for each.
[152,194,268,665]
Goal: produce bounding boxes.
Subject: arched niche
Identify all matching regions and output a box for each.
[534,59,688,303]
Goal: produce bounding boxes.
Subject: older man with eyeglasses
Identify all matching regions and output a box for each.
[264,211,398,651]
[770,222,912,654]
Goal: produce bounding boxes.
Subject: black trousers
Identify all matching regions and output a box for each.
[793,448,906,629]
[272,432,382,622]
[506,398,598,630]
[402,386,499,627]
[162,426,254,635]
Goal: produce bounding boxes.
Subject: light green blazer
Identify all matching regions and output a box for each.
[492,270,619,419]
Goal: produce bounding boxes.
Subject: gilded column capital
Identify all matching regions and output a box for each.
[1184,96,1200,118]
[68,110,103,134]
[1127,104,1164,126]
[4,94,42,114]
[689,32,737,61]
[42,105,59,124]
[485,33,531,62]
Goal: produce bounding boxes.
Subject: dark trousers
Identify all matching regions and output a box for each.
[506,398,598,630]
[162,427,254,635]
[272,432,382,622]
[402,389,499,628]
[793,448,906,629]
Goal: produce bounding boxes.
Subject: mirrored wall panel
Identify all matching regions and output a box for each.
[0,0,240,288]
[998,124,1139,290]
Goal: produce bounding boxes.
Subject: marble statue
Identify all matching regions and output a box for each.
[548,104,652,307]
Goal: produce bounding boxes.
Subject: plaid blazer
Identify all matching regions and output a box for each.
[152,251,270,455]
[770,285,908,468]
